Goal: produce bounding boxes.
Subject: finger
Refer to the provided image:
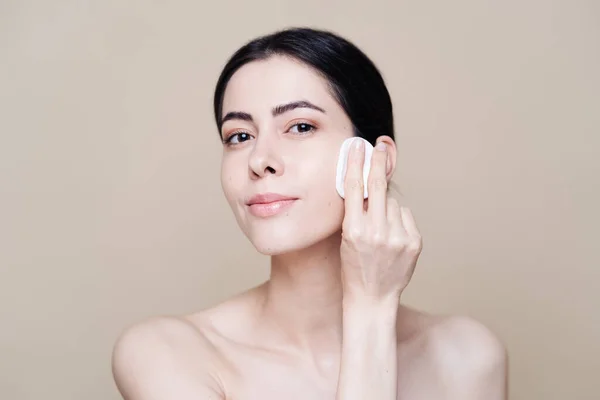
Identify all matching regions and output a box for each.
[400,207,421,240]
[387,196,408,238]
[343,138,366,226]
[367,141,389,225]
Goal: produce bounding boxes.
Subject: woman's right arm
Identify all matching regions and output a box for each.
[111,316,225,400]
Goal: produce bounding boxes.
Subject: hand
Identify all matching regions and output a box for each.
[340,138,423,304]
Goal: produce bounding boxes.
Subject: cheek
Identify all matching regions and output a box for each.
[220,159,241,207]
[301,156,346,220]
[220,164,251,235]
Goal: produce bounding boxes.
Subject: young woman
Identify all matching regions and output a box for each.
[112,27,508,400]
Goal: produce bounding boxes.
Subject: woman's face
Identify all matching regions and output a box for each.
[219,56,355,255]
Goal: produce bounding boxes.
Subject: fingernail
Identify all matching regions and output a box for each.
[353,138,364,150]
[376,142,387,151]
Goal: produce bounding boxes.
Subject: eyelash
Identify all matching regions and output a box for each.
[222,122,317,146]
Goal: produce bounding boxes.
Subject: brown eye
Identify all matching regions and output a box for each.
[289,123,316,134]
[225,132,253,145]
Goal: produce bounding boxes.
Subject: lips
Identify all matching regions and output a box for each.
[246,193,298,218]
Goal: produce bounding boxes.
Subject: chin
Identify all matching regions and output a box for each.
[233,195,346,256]
[247,221,342,256]
[249,231,321,256]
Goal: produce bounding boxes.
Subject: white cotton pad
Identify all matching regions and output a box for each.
[336,137,374,199]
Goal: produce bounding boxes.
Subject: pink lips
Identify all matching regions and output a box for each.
[246,193,298,218]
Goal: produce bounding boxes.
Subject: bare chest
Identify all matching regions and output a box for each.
[221,351,338,400]
[219,349,444,400]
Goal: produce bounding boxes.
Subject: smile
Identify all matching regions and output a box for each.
[248,199,297,217]
[246,193,299,218]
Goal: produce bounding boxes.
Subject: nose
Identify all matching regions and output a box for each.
[248,134,284,179]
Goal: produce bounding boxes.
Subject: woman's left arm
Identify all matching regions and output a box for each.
[337,138,508,400]
[469,354,508,400]
[449,321,509,400]
[336,139,421,400]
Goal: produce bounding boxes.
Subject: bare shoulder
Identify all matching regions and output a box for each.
[399,307,508,398]
[111,315,226,400]
[426,313,507,369]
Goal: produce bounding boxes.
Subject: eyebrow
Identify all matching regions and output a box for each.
[272,100,326,116]
[220,100,326,127]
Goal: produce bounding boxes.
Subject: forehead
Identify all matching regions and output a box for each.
[221,56,339,114]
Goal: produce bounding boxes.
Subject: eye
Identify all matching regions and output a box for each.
[288,122,316,134]
[224,131,253,145]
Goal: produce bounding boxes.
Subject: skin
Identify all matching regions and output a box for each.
[112,55,508,399]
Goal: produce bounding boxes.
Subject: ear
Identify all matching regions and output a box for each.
[375,135,397,181]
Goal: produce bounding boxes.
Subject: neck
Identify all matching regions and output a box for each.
[259,231,344,355]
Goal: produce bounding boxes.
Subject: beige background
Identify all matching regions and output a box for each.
[1,1,598,399]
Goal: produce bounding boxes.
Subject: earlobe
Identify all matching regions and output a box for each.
[376,136,396,180]
[387,147,397,179]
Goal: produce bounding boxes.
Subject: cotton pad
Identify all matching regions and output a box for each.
[336,137,374,199]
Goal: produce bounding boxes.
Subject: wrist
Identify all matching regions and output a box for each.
[342,290,401,310]
[341,296,399,348]
[342,293,400,323]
